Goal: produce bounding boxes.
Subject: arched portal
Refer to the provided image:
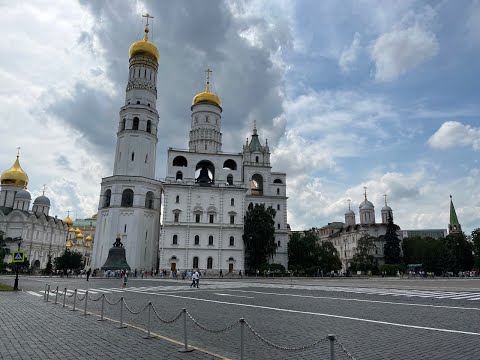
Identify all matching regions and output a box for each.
[195,160,215,186]
[250,174,263,196]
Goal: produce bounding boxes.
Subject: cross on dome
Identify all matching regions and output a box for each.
[348,199,351,210]
[363,186,367,200]
[383,194,388,206]
[205,68,213,90]
[42,184,47,195]
[142,13,154,40]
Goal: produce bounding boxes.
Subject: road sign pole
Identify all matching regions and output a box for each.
[13,263,19,291]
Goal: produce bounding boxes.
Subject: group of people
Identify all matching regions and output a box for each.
[190,270,200,288]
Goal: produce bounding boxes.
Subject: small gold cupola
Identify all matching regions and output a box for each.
[192,68,222,108]
[129,13,160,62]
[1,149,29,188]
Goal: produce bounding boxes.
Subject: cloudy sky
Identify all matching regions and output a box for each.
[1,0,479,234]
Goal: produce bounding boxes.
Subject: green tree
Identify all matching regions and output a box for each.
[350,232,376,273]
[0,231,10,272]
[472,229,480,270]
[54,250,84,273]
[383,213,401,264]
[317,241,342,273]
[44,255,53,275]
[288,230,318,271]
[441,233,474,273]
[243,203,277,271]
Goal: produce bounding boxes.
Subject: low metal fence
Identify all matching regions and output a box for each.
[43,284,356,359]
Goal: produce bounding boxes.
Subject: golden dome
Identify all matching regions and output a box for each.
[85,235,92,241]
[75,228,81,234]
[69,227,76,233]
[1,156,29,188]
[129,24,159,62]
[66,240,73,248]
[64,215,74,226]
[192,86,222,108]
[76,232,84,239]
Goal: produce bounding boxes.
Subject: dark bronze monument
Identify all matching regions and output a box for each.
[101,236,131,270]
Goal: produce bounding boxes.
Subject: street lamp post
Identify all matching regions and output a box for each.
[13,237,22,291]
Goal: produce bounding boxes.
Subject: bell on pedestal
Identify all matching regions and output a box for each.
[101,236,131,270]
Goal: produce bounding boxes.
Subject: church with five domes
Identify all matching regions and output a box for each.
[91,17,288,273]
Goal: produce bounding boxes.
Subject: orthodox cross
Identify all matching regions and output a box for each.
[42,184,47,196]
[363,186,367,200]
[383,194,387,206]
[142,13,154,26]
[347,199,351,210]
[16,147,21,157]
[205,68,213,88]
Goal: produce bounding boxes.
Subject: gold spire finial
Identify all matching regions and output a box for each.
[142,13,154,40]
[383,194,387,206]
[205,68,213,91]
[16,147,21,157]
[363,186,367,200]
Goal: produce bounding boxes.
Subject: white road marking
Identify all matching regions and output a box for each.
[229,290,480,311]
[152,293,480,336]
[214,293,254,299]
[26,291,42,297]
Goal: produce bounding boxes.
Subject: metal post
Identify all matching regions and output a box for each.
[46,285,50,302]
[240,318,245,360]
[44,284,47,301]
[178,308,193,352]
[84,290,88,316]
[71,289,77,311]
[328,334,336,360]
[119,297,127,328]
[55,286,59,304]
[63,288,67,308]
[98,294,105,321]
[144,302,151,339]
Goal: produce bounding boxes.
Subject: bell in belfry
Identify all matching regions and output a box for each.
[101,236,131,270]
[197,166,211,186]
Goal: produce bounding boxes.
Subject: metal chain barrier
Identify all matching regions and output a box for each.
[66,291,75,298]
[244,320,329,352]
[76,293,86,302]
[88,293,104,302]
[104,296,123,306]
[186,311,239,333]
[151,304,183,324]
[335,339,357,360]
[123,301,150,315]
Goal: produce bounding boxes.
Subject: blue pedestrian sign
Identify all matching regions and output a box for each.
[12,251,25,263]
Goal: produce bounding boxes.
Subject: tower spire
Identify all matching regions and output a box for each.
[449,195,461,234]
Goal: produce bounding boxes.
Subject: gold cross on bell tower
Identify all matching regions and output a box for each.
[205,68,213,90]
[16,147,21,157]
[142,13,154,40]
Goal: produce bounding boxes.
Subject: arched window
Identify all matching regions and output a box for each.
[145,191,154,209]
[146,120,151,133]
[195,160,215,185]
[255,156,259,163]
[136,101,140,104]
[194,235,199,245]
[175,195,180,203]
[121,189,134,207]
[227,174,233,185]
[121,118,126,131]
[250,174,263,196]
[231,198,234,206]
[277,204,280,210]
[172,235,178,245]
[277,188,280,195]
[103,189,111,208]
[229,236,234,246]
[207,257,213,269]
[223,159,237,170]
[193,256,199,269]
[277,241,281,247]
[273,178,283,184]
[133,117,139,130]
[208,235,213,246]
[173,156,188,167]
[176,171,183,181]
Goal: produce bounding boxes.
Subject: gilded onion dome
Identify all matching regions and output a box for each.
[76,232,84,239]
[66,240,73,248]
[63,215,74,227]
[75,228,81,234]
[1,155,29,188]
[129,20,159,62]
[69,227,76,233]
[85,235,92,241]
[192,69,221,108]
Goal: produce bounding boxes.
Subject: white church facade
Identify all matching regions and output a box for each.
[92,19,288,273]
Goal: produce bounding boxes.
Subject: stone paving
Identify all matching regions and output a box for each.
[0,291,222,360]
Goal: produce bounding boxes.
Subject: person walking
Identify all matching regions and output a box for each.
[219,269,223,278]
[122,272,128,289]
[239,270,242,278]
[194,270,200,288]
[190,271,198,288]
[86,268,91,281]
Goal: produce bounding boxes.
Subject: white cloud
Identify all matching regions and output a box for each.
[371,25,438,81]
[428,121,480,151]
[339,32,361,72]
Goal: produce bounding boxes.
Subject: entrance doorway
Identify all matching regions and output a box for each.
[228,263,233,273]
[171,262,176,272]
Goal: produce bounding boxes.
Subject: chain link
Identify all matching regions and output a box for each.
[151,305,183,324]
[88,294,104,302]
[186,311,239,333]
[123,301,150,315]
[66,291,75,298]
[244,320,328,352]
[335,339,357,360]
[105,297,123,305]
[76,293,86,301]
